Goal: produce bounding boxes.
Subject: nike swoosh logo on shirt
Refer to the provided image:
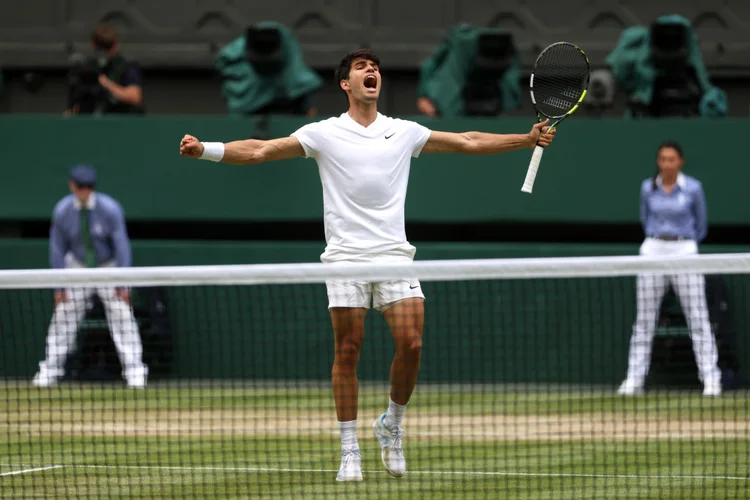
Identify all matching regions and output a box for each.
[409,285,419,289]
[385,133,395,139]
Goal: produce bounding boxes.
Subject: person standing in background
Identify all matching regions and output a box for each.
[618,141,721,397]
[66,23,144,115]
[32,165,148,389]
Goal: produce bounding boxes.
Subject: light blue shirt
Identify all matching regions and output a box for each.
[49,192,132,269]
[640,173,707,242]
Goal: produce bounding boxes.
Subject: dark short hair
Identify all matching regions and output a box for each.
[652,140,685,190]
[91,23,118,50]
[657,140,684,158]
[335,49,380,87]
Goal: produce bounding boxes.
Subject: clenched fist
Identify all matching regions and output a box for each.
[180,135,204,158]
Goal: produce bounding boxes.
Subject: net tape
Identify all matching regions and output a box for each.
[1,253,749,289]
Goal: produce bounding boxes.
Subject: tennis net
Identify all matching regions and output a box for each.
[1,254,748,499]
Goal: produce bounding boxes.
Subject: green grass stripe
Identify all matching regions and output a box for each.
[1,384,748,420]
[1,437,748,498]
[2,382,748,498]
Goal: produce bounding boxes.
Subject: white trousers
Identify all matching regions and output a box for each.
[37,256,148,383]
[623,238,721,387]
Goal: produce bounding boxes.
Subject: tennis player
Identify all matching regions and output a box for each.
[180,49,555,482]
[618,141,722,397]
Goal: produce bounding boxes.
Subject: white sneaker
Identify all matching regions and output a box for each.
[373,413,406,477]
[125,367,148,389]
[32,371,58,388]
[336,447,363,482]
[126,374,147,390]
[617,380,644,396]
[703,382,722,397]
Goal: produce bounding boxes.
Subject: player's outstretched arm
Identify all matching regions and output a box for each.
[179,135,305,165]
[421,120,554,155]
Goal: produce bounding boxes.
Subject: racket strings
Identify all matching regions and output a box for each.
[532,45,589,118]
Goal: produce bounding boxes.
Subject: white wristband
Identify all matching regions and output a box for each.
[199,142,225,162]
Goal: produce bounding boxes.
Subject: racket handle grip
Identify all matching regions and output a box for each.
[521,145,544,194]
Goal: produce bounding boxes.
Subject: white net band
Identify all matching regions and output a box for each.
[1,253,750,289]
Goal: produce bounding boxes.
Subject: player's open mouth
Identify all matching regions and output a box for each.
[364,75,377,90]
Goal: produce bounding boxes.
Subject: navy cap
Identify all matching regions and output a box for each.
[69,165,97,186]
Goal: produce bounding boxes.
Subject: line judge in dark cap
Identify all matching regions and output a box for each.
[32,165,148,389]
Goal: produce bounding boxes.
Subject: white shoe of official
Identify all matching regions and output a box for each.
[127,376,147,390]
[32,371,58,388]
[336,447,363,482]
[703,381,722,397]
[617,380,644,396]
[373,413,406,478]
[125,368,148,389]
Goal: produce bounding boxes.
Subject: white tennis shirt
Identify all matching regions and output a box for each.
[291,112,431,263]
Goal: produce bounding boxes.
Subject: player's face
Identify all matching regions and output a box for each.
[657,147,684,176]
[343,57,381,103]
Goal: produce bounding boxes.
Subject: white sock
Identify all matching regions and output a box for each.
[338,420,358,451]
[383,398,407,430]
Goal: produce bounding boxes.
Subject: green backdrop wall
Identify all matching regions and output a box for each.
[1,115,749,223]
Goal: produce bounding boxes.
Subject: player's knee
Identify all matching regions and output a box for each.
[398,332,422,357]
[407,338,422,358]
[334,337,361,367]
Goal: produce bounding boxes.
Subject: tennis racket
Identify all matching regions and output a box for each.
[521,42,590,194]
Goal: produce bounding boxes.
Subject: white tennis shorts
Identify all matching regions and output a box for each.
[326,279,425,311]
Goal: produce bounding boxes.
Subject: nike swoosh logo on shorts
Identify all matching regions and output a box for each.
[409,285,419,289]
[385,133,395,139]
